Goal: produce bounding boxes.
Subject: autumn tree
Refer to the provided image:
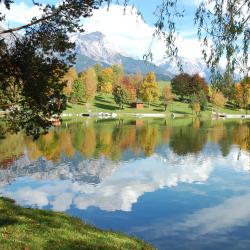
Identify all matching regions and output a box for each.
[235,77,250,114]
[132,72,143,98]
[190,74,209,96]
[211,91,227,111]
[63,68,78,98]
[112,85,129,109]
[121,75,137,102]
[98,67,113,94]
[162,85,174,111]
[80,67,97,103]
[139,72,160,106]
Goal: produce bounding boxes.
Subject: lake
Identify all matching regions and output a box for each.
[0,118,249,250]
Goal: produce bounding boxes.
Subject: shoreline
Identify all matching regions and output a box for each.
[62,111,250,120]
[0,197,154,250]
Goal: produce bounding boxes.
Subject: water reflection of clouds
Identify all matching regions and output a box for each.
[1,147,249,214]
[176,193,250,236]
[130,193,250,247]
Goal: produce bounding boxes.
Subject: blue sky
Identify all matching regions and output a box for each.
[3,0,198,36]
[0,0,202,61]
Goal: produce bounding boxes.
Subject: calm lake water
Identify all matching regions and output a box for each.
[0,118,250,250]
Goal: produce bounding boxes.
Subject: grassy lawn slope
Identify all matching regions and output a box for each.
[0,197,154,250]
[63,93,247,118]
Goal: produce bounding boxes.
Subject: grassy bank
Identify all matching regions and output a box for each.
[0,197,154,250]
[63,93,247,118]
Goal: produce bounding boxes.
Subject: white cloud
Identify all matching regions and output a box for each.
[0,2,204,61]
[51,192,74,212]
[4,187,49,207]
[83,5,204,61]
[176,193,250,236]
[0,146,249,212]
[0,2,43,26]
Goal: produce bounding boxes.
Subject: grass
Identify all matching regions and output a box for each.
[63,93,247,119]
[0,197,154,250]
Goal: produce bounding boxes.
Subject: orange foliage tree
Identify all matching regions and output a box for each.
[162,85,174,111]
[121,75,137,102]
[235,77,250,113]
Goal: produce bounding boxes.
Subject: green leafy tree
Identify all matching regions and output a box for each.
[112,64,124,85]
[197,90,208,111]
[94,64,102,78]
[171,73,191,100]
[189,94,201,116]
[112,85,129,109]
[70,79,85,104]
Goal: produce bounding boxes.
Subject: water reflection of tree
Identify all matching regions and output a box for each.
[0,133,24,168]
[137,125,159,156]
[209,122,250,157]
[1,120,249,166]
[169,122,207,156]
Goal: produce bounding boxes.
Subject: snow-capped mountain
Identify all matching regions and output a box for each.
[159,57,212,80]
[74,31,216,81]
[75,31,123,65]
[74,31,173,80]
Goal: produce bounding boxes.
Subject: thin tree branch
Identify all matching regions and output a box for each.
[0,14,55,35]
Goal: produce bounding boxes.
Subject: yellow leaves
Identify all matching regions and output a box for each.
[235,77,250,109]
[211,91,227,108]
[2,231,8,240]
[162,85,173,103]
[139,72,160,104]
[98,67,114,94]
[144,71,156,83]
[100,82,113,94]
[80,68,97,102]
[63,68,78,96]
[193,103,201,113]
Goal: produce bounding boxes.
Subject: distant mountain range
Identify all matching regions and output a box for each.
[74,31,173,80]
[0,27,214,81]
[74,31,213,81]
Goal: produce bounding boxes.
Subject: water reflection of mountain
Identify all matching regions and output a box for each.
[0,153,119,187]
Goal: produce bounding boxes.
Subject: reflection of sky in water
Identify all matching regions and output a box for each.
[0,144,250,249]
